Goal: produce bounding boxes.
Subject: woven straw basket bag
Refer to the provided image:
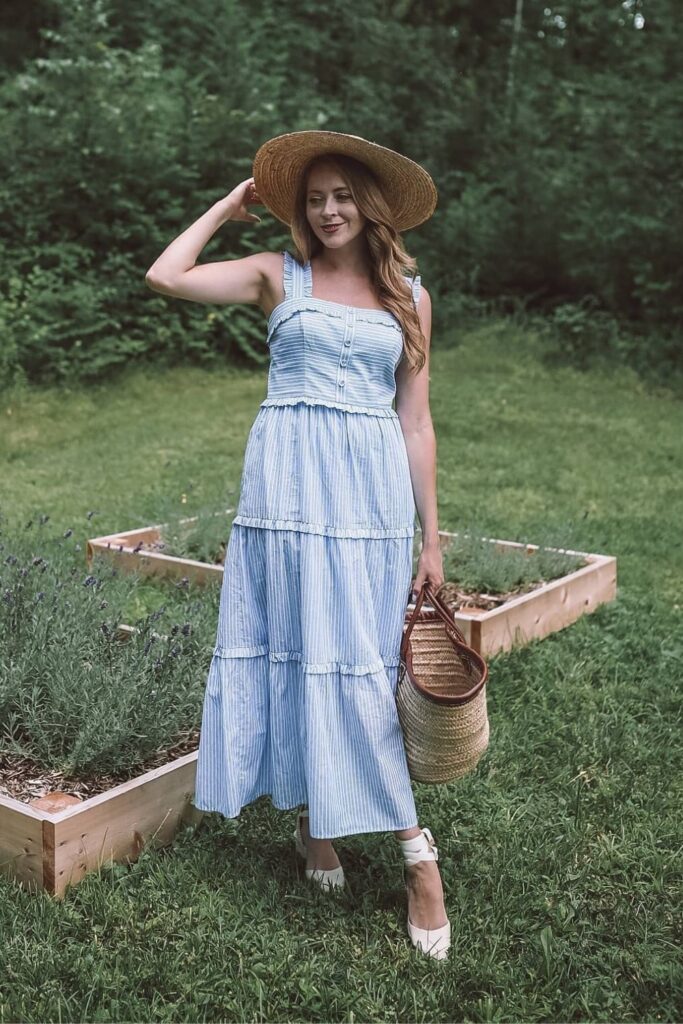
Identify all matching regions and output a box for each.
[397,582,490,784]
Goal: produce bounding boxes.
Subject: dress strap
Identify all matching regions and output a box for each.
[285,251,420,305]
[303,260,313,297]
[282,250,308,299]
[405,273,422,309]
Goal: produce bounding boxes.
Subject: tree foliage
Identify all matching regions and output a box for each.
[0,0,680,387]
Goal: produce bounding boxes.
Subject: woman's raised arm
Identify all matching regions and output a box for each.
[144,176,268,306]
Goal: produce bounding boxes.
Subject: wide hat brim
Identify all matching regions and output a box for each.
[253,130,438,232]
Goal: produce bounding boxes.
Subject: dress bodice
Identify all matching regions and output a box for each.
[231,250,419,539]
[263,251,421,414]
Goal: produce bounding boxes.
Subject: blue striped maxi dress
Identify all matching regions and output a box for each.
[192,250,420,839]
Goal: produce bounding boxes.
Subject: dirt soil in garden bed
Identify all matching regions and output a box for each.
[435,578,556,611]
[0,728,201,806]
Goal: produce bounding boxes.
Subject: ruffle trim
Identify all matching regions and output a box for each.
[267,299,344,342]
[259,396,399,418]
[231,514,415,539]
[266,298,404,344]
[212,643,400,675]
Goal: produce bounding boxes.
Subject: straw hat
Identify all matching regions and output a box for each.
[253,130,438,232]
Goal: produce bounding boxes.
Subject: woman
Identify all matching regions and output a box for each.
[145,131,450,960]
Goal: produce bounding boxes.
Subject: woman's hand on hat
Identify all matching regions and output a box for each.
[215,177,263,225]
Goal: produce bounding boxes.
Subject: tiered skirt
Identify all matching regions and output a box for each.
[192,399,419,838]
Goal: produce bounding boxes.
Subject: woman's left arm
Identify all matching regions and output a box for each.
[394,286,445,598]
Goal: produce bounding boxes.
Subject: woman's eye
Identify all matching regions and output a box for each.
[309,195,352,203]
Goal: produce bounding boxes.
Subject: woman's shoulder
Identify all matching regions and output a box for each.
[253,249,298,284]
[250,250,289,270]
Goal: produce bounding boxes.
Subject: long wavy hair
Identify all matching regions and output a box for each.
[288,153,427,374]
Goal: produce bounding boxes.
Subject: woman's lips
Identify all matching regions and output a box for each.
[322,224,343,233]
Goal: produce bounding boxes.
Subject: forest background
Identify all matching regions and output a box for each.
[0,0,681,393]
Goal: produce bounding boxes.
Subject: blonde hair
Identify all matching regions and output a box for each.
[288,153,427,373]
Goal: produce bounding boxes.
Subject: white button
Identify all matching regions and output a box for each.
[344,339,351,346]
[339,379,345,386]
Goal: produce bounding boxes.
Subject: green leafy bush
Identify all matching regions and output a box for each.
[0,0,681,389]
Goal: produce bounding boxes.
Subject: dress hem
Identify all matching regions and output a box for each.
[191,792,419,840]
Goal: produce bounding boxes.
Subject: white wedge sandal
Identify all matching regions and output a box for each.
[398,826,451,961]
[293,808,345,891]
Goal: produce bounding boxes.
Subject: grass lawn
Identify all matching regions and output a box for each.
[1,319,681,1022]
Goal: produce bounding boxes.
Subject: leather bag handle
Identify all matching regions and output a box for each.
[402,581,484,684]
[403,581,468,651]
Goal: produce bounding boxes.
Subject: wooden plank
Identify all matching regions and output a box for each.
[0,751,203,897]
[478,555,617,656]
[86,540,223,584]
[47,751,202,898]
[0,795,45,892]
[86,512,233,585]
[412,530,617,655]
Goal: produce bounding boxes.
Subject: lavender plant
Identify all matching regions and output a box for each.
[414,518,588,598]
[0,509,220,778]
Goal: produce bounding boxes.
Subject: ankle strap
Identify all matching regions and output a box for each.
[398,826,439,865]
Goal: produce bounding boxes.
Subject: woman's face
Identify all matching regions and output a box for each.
[305,162,366,250]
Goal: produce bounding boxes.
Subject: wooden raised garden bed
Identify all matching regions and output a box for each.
[422,531,616,656]
[86,513,229,586]
[0,624,204,899]
[2,523,616,897]
[87,515,617,657]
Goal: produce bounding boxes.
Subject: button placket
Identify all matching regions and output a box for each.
[337,308,354,390]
